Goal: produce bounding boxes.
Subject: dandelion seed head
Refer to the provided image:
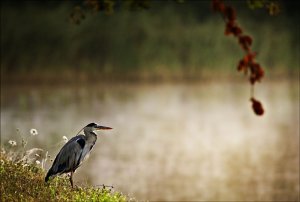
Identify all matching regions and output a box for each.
[8,140,17,146]
[30,128,38,136]
[62,136,68,143]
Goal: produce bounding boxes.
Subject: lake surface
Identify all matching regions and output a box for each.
[1,79,299,201]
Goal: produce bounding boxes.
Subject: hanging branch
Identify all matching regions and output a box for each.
[212,0,265,116]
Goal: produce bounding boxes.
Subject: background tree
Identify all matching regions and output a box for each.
[69,0,281,116]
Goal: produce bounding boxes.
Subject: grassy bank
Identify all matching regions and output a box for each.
[0,154,131,202]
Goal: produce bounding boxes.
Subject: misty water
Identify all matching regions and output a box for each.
[1,79,299,201]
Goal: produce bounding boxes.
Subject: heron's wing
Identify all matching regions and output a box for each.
[50,135,86,175]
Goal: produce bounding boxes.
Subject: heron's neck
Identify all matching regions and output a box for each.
[83,130,97,143]
[84,130,97,137]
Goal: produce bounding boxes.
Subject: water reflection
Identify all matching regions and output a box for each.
[1,80,299,200]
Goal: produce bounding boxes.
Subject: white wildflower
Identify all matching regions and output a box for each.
[35,160,40,165]
[23,163,29,168]
[30,128,38,136]
[0,159,4,165]
[62,136,68,143]
[8,140,17,146]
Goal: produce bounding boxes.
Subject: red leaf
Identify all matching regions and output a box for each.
[232,26,242,36]
[225,21,233,35]
[244,52,256,63]
[212,0,225,12]
[249,62,264,84]
[244,35,252,45]
[250,98,264,115]
[225,6,236,21]
[258,66,264,78]
[239,35,253,51]
[225,21,239,36]
[237,58,248,72]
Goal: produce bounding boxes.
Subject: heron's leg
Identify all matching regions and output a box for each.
[70,171,74,188]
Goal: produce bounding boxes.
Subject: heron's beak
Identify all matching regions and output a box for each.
[96,125,113,130]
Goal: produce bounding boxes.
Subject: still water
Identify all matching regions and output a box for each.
[1,80,299,201]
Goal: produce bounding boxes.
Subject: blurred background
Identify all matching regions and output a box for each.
[1,0,299,201]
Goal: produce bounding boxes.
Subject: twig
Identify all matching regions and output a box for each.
[95,184,114,189]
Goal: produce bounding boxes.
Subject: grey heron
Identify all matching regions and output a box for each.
[45,123,112,188]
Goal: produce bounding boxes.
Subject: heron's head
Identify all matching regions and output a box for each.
[84,123,112,134]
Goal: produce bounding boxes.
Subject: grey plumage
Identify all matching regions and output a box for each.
[45,123,112,187]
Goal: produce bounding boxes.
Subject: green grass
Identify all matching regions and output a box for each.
[0,155,131,202]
